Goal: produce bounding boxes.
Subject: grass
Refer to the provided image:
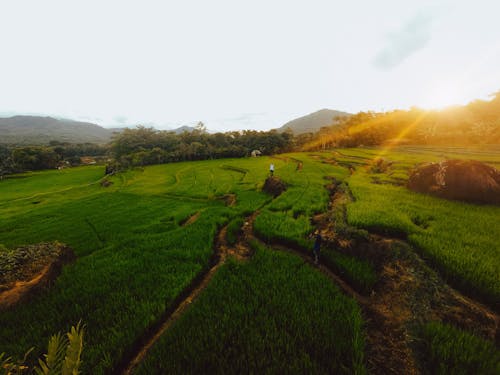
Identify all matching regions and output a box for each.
[316,146,500,307]
[1,147,499,373]
[136,242,366,375]
[253,155,378,293]
[1,155,366,373]
[254,154,339,248]
[226,217,244,245]
[0,158,274,373]
[320,249,377,293]
[345,163,500,306]
[419,322,500,374]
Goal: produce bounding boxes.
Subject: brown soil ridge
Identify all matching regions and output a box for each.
[180,211,201,226]
[316,180,499,374]
[119,213,257,375]
[0,244,75,311]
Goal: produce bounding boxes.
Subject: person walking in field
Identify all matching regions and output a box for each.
[270,163,275,176]
[312,230,322,265]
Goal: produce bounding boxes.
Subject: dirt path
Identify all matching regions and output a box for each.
[120,254,223,374]
[0,265,53,309]
[119,213,257,375]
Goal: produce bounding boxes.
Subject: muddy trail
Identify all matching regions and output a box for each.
[118,212,257,375]
[306,179,500,375]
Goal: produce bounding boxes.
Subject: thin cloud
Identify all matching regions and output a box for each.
[113,115,128,124]
[373,11,435,70]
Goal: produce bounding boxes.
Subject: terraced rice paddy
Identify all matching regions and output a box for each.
[1,146,499,374]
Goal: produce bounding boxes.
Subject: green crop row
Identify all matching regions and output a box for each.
[226,217,244,245]
[253,155,378,294]
[418,322,500,374]
[346,167,500,306]
[136,242,366,374]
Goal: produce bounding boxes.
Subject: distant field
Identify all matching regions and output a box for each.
[0,146,499,373]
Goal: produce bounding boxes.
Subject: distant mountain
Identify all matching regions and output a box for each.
[0,116,120,144]
[170,125,196,134]
[277,109,351,134]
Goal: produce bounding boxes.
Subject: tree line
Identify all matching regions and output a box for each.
[108,124,295,171]
[0,125,298,176]
[0,142,109,177]
[304,92,500,150]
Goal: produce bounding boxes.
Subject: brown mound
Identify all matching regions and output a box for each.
[370,158,393,173]
[0,242,75,310]
[222,194,236,206]
[101,178,113,187]
[262,176,287,197]
[408,160,500,205]
[180,211,201,226]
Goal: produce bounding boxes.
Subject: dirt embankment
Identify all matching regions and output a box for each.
[311,179,499,374]
[0,242,75,310]
[408,159,500,205]
[262,176,287,197]
[180,211,201,226]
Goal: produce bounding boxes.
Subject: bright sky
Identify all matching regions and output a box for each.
[1,0,500,131]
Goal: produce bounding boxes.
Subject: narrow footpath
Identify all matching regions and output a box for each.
[119,211,257,375]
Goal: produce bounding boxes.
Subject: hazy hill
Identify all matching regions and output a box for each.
[277,109,351,134]
[171,125,196,134]
[0,116,119,144]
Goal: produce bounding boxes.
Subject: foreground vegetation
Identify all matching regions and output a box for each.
[1,322,84,375]
[419,322,500,374]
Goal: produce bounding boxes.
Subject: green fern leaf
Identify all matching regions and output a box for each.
[62,321,84,375]
[35,332,66,375]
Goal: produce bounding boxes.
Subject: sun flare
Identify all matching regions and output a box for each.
[421,86,464,110]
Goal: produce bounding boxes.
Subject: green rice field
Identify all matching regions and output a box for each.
[1,146,499,373]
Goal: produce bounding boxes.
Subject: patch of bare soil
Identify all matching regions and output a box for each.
[262,177,287,197]
[0,243,75,310]
[225,211,259,260]
[180,211,201,226]
[222,193,236,207]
